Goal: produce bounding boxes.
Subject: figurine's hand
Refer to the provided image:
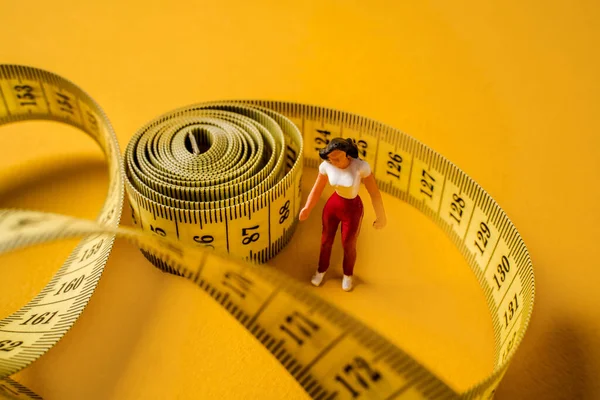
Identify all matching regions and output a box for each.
[299,207,311,221]
[373,216,387,229]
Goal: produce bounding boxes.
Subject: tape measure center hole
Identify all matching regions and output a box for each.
[185,126,214,155]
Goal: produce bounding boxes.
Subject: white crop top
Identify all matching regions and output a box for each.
[318,158,372,199]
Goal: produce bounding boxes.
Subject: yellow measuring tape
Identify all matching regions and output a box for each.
[0,65,534,399]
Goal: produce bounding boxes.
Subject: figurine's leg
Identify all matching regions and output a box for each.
[318,195,341,274]
[340,197,364,291]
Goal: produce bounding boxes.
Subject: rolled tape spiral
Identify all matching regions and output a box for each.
[0,65,534,400]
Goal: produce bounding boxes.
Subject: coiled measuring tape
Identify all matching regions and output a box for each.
[0,65,534,400]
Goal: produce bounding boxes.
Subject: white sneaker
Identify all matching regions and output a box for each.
[342,275,353,291]
[311,271,325,287]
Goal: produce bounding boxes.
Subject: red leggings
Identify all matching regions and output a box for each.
[318,192,364,276]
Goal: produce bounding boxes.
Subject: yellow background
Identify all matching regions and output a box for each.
[1,0,599,399]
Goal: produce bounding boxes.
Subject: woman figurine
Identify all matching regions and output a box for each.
[299,137,387,291]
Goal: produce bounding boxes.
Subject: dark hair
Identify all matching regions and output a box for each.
[318,137,359,160]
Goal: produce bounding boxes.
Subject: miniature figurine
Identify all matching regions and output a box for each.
[299,137,386,291]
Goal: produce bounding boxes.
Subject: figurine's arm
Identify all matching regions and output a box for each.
[363,173,387,229]
[299,173,328,221]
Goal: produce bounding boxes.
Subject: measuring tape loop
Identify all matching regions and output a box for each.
[124,102,304,264]
[0,210,459,399]
[0,65,534,400]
